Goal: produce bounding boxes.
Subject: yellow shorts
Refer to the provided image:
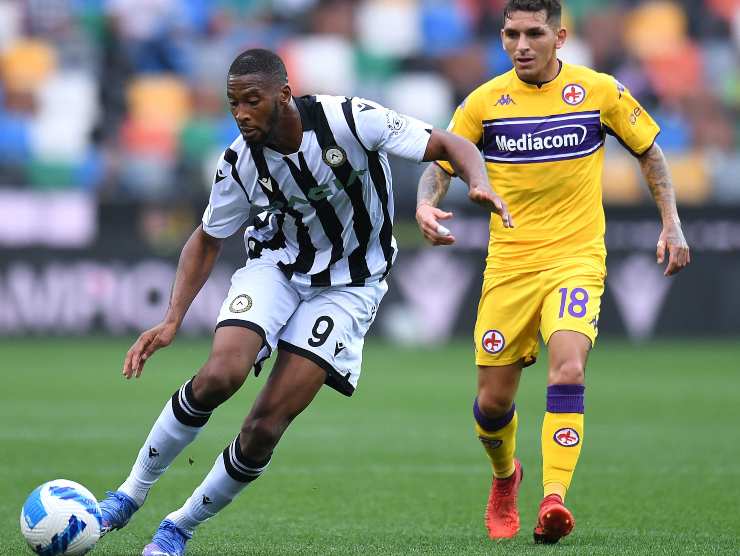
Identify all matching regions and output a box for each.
[474,260,605,367]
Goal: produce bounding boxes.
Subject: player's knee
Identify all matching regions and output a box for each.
[477,390,514,418]
[240,416,286,452]
[194,356,249,407]
[549,359,585,385]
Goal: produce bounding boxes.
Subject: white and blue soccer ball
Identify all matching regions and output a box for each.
[20,479,102,555]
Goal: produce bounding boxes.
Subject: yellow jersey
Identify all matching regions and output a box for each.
[439,62,660,273]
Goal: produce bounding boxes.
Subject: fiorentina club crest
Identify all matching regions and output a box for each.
[482,329,505,354]
[562,83,586,106]
[553,427,580,447]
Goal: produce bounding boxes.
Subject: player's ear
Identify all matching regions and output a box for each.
[279,84,291,105]
[555,27,567,50]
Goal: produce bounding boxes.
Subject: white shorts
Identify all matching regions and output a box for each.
[215,258,387,396]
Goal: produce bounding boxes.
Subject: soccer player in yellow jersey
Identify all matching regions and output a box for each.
[416,0,690,544]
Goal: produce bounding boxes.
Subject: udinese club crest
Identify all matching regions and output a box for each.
[322,145,347,167]
[229,294,252,313]
[562,83,586,106]
[481,329,505,354]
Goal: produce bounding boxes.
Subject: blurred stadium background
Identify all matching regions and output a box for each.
[0,0,738,341]
[1,1,739,554]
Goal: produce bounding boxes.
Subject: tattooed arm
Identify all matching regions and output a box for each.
[416,129,513,245]
[638,142,690,276]
[415,163,456,245]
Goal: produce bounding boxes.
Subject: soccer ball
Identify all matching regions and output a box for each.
[20,479,102,555]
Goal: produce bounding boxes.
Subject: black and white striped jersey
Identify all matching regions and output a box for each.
[202,94,433,287]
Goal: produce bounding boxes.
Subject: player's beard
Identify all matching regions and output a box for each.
[247,99,281,146]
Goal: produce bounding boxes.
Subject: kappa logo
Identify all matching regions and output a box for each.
[148,446,159,458]
[553,427,580,447]
[482,329,505,354]
[334,341,346,356]
[229,294,252,313]
[322,145,346,167]
[494,94,516,106]
[562,83,586,106]
[214,168,227,183]
[589,314,599,331]
[258,176,273,192]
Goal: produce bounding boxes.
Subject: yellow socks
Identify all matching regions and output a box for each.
[541,384,585,500]
[473,399,518,478]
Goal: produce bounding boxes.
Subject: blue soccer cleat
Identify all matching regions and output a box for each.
[142,519,192,556]
[99,490,139,535]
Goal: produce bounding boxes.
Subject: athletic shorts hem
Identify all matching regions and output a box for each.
[215,319,272,374]
[277,340,355,397]
[216,319,266,343]
[543,326,596,348]
[475,354,538,368]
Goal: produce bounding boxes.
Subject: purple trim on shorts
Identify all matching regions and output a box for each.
[473,398,515,432]
[546,384,585,413]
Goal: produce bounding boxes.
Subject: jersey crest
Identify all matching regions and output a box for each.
[322,145,347,167]
[562,83,586,106]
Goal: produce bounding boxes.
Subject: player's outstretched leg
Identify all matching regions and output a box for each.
[533,494,575,544]
[142,349,325,554]
[101,327,261,536]
[99,378,214,535]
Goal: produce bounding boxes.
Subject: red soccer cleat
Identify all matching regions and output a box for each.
[485,459,523,539]
[533,493,575,544]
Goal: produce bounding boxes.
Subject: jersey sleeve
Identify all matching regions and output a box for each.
[436,90,484,175]
[601,76,660,157]
[352,97,433,162]
[201,150,251,238]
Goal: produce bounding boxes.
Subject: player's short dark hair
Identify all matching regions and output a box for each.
[503,0,562,26]
[228,49,288,85]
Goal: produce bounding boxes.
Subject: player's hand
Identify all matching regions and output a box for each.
[467,184,514,228]
[656,223,690,276]
[123,321,178,379]
[416,202,456,246]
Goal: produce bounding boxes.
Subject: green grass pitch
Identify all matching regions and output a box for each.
[2,337,738,555]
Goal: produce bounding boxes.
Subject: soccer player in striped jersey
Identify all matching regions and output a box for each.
[416,0,690,545]
[96,48,511,555]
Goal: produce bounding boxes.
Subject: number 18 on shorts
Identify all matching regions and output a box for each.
[474,263,604,367]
